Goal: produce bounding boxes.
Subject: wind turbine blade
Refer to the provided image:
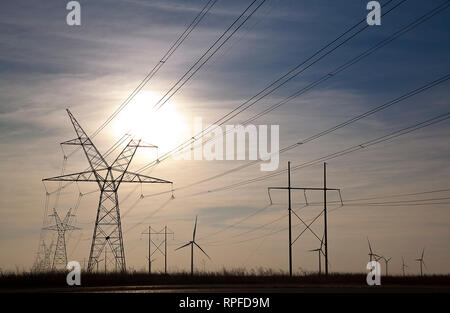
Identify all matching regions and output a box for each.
[367,237,373,254]
[194,242,211,260]
[193,216,198,241]
[175,242,191,251]
[423,261,428,270]
[421,247,425,259]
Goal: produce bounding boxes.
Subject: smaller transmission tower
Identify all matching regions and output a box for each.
[268,162,342,276]
[142,226,174,274]
[44,208,79,269]
[33,240,53,272]
[34,241,54,272]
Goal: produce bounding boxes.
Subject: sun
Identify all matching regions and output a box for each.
[113,91,188,154]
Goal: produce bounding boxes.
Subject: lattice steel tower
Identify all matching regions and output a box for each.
[43,109,172,272]
[44,208,79,269]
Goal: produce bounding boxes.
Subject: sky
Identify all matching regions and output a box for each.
[0,0,449,275]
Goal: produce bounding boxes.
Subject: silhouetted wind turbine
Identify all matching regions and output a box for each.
[309,236,324,275]
[175,216,210,275]
[402,257,408,276]
[415,248,426,277]
[382,256,392,276]
[367,238,382,262]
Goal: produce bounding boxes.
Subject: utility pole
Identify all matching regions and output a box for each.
[268,162,342,277]
[288,161,292,277]
[142,226,174,274]
[324,162,328,276]
[164,226,168,274]
[148,226,151,273]
[43,109,172,272]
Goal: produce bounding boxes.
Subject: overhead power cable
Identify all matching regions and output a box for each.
[166,2,449,164]
[140,72,449,200]
[188,112,450,196]
[152,0,268,111]
[136,0,405,172]
[65,0,218,155]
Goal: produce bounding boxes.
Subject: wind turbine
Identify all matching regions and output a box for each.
[415,248,426,277]
[309,236,324,275]
[367,238,382,262]
[175,216,210,275]
[402,257,408,276]
[382,256,392,276]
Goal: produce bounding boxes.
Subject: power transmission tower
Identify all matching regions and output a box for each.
[34,241,54,272]
[142,226,174,274]
[43,109,173,272]
[268,162,342,276]
[44,208,79,269]
[33,241,52,272]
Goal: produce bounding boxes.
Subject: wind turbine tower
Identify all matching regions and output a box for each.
[175,216,210,275]
[367,238,382,262]
[308,237,324,275]
[402,257,408,276]
[415,248,426,277]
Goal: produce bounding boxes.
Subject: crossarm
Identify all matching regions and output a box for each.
[43,170,99,182]
[116,170,172,184]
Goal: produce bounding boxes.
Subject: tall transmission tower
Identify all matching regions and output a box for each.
[43,109,172,272]
[44,208,79,270]
[268,162,342,276]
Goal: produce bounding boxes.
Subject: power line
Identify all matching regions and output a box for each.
[67,0,218,151]
[196,204,273,240]
[188,112,450,196]
[171,74,450,194]
[198,188,450,245]
[141,72,450,200]
[136,0,405,173]
[173,1,449,161]
[153,0,267,111]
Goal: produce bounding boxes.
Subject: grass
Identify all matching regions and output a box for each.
[1,268,450,290]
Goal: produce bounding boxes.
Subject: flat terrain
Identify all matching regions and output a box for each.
[5,284,449,293]
[1,272,450,293]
